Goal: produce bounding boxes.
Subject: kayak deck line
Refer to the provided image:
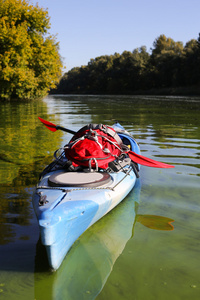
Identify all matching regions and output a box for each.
[109,165,133,189]
[36,185,115,192]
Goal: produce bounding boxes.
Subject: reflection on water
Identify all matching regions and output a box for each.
[0,95,200,300]
[136,214,174,231]
[0,100,63,299]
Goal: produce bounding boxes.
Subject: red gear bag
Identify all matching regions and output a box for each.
[64,124,123,170]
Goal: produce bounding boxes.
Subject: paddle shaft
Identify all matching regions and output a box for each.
[56,125,76,135]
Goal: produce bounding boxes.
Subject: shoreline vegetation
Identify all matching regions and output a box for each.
[117,85,200,96]
[50,85,200,97]
[51,34,200,97]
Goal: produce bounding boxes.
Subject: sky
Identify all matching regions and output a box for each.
[31,0,199,72]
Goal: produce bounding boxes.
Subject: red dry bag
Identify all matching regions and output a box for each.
[64,124,123,170]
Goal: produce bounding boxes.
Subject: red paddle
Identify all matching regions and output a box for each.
[38,117,76,135]
[127,151,174,168]
[38,117,174,169]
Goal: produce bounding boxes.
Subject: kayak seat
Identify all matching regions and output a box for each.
[48,171,112,188]
[121,136,132,150]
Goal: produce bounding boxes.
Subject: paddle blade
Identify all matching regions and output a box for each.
[38,117,57,132]
[128,151,174,168]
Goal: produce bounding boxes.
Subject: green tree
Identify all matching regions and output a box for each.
[0,0,62,100]
[151,35,184,87]
[87,55,114,93]
[182,38,200,85]
[152,34,184,56]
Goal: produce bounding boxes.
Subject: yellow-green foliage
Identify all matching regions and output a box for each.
[0,0,63,100]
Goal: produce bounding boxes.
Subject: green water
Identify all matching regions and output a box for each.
[0,95,200,299]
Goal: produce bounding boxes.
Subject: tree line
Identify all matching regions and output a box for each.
[53,34,200,95]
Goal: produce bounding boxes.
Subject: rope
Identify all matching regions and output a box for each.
[36,185,114,192]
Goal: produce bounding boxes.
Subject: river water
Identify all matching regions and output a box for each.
[0,95,200,299]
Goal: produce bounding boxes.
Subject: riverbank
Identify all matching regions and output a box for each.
[50,85,200,97]
[130,85,200,96]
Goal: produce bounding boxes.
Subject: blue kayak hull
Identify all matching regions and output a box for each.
[32,124,140,270]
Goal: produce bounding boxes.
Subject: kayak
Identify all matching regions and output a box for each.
[32,123,140,270]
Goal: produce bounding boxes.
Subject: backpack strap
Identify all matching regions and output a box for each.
[99,124,123,145]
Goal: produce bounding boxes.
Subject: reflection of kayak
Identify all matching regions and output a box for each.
[32,123,140,270]
[34,180,141,300]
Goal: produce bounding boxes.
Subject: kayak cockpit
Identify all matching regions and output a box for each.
[48,171,112,188]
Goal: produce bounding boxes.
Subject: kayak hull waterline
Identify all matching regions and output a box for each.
[32,123,140,270]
